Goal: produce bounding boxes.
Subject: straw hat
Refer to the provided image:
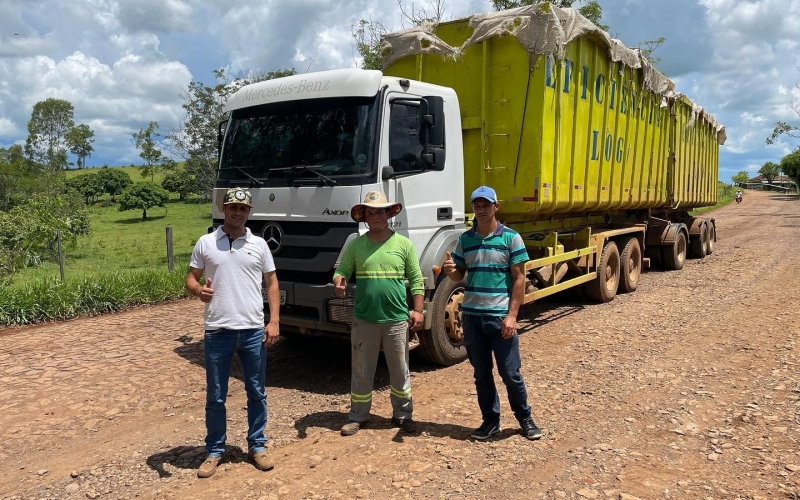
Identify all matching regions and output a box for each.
[350,191,402,223]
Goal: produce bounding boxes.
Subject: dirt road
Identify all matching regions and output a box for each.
[2,190,799,500]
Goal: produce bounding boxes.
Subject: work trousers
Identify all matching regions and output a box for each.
[348,318,413,422]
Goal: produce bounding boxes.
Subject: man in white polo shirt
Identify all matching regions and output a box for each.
[186,187,280,478]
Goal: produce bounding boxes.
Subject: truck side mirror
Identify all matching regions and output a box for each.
[382,165,395,180]
[420,96,445,146]
[420,96,446,171]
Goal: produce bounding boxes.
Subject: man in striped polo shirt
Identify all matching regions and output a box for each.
[333,191,424,436]
[443,186,542,441]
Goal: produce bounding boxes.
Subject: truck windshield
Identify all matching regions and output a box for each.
[218,95,379,187]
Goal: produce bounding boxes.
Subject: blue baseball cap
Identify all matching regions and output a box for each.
[470,186,497,204]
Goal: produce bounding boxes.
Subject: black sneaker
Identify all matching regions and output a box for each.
[519,417,542,440]
[471,421,501,440]
[391,417,417,433]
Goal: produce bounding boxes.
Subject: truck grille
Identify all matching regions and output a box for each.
[244,220,358,285]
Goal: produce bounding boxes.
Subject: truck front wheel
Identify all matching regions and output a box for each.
[419,277,468,366]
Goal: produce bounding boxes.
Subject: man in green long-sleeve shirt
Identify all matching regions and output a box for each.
[333,191,424,436]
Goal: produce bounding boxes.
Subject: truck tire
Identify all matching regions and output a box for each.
[585,241,620,303]
[705,223,715,255]
[418,277,468,366]
[690,231,704,259]
[663,229,687,271]
[619,237,641,294]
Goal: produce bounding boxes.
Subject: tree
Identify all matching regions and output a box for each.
[118,182,170,219]
[161,170,196,201]
[767,69,800,145]
[166,68,297,198]
[95,167,132,202]
[133,121,175,182]
[66,124,95,169]
[758,161,781,185]
[634,37,666,67]
[0,145,36,211]
[491,0,609,31]
[24,98,75,170]
[731,170,750,186]
[66,172,104,204]
[780,150,800,188]
[352,1,446,71]
[352,19,386,71]
[0,191,90,276]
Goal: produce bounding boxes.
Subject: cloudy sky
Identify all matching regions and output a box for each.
[1,0,798,182]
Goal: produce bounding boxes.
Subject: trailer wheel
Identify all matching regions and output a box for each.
[690,233,704,259]
[619,237,641,293]
[690,223,708,259]
[418,277,467,366]
[585,241,620,302]
[663,229,687,271]
[705,223,715,255]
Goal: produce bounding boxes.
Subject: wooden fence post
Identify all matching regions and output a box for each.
[56,229,65,282]
[166,226,174,273]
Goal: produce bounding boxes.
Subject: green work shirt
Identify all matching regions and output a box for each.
[333,232,424,324]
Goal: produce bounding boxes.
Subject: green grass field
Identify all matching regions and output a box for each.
[65,165,170,185]
[11,195,212,287]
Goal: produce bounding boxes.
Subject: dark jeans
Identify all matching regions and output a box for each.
[462,315,531,424]
[204,328,267,457]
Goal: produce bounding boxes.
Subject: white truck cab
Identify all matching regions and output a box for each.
[212,68,468,365]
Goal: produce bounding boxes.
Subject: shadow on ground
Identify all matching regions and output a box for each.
[293,410,519,444]
[768,194,799,202]
[172,333,440,395]
[146,444,248,478]
[115,215,167,224]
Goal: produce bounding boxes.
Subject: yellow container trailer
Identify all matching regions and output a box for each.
[383,4,725,304]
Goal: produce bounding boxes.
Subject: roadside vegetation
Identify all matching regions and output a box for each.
[1,191,210,327]
[691,182,737,215]
[0,268,188,327]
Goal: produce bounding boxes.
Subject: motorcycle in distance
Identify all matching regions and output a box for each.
[735,191,743,204]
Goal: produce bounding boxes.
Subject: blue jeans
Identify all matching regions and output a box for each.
[462,315,531,424]
[204,328,267,457]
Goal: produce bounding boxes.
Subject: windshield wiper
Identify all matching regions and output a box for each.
[290,165,338,186]
[233,166,267,187]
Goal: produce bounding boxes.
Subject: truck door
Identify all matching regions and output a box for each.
[380,92,457,257]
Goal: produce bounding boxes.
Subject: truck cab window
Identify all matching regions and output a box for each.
[389,102,424,174]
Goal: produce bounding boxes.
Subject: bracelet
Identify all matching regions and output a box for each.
[413,309,424,314]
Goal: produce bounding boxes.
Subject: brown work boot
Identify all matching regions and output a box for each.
[340,420,362,436]
[196,456,221,478]
[248,450,274,471]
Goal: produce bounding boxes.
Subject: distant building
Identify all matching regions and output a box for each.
[739,175,797,192]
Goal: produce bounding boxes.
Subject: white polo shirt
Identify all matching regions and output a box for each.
[190,226,276,330]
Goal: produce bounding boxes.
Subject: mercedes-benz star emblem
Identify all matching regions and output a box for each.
[262,223,283,254]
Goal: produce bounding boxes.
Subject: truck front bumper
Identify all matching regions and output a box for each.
[278,281,353,335]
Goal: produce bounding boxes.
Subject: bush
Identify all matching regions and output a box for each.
[0,268,189,327]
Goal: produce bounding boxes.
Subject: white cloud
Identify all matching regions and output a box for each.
[0,49,191,163]
[0,117,17,136]
[117,0,193,33]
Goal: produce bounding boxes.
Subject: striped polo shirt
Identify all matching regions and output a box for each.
[453,223,529,317]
